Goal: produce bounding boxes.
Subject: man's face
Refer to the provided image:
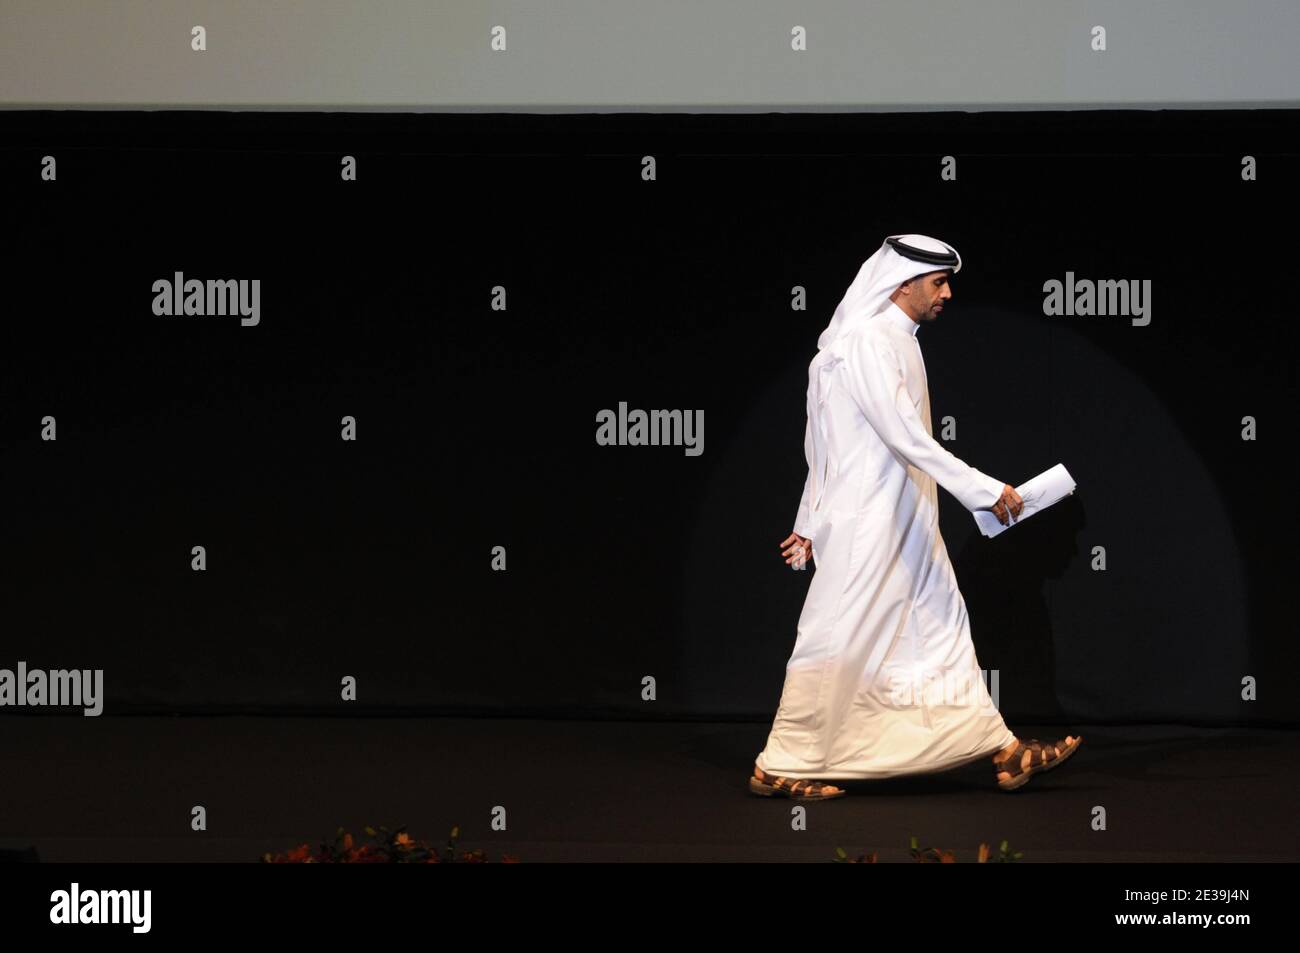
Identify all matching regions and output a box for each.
[915,270,953,321]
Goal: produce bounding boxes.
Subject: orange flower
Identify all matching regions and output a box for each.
[394,832,415,848]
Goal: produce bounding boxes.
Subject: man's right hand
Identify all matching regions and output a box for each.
[780,532,812,568]
[990,484,1024,526]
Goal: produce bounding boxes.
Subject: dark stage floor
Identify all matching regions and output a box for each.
[0,717,1292,862]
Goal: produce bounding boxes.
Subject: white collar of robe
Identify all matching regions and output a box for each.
[882,301,921,336]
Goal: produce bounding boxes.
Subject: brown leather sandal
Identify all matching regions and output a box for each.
[993,736,1082,791]
[749,764,847,800]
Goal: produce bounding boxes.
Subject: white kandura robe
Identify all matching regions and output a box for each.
[756,301,1017,779]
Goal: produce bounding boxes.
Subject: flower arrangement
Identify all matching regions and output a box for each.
[261,825,520,863]
[834,836,1023,863]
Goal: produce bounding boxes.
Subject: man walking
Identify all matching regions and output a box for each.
[751,234,1081,799]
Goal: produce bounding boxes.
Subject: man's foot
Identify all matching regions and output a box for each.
[749,764,847,800]
[992,735,1082,791]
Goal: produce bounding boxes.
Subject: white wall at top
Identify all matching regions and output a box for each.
[1,1,1297,110]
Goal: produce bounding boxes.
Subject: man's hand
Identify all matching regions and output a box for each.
[780,532,812,568]
[990,484,1024,526]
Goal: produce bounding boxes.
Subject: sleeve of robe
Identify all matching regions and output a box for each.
[844,329,1005,513]
[792,419,816,537]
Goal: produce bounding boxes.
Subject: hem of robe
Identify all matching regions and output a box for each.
[753,728,1017,781]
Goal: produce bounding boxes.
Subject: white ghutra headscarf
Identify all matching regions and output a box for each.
[802,234,962,530]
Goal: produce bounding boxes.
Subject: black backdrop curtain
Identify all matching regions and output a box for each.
[1,109,1293,726]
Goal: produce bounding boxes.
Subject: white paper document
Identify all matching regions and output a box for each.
[973,463,1076,538]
